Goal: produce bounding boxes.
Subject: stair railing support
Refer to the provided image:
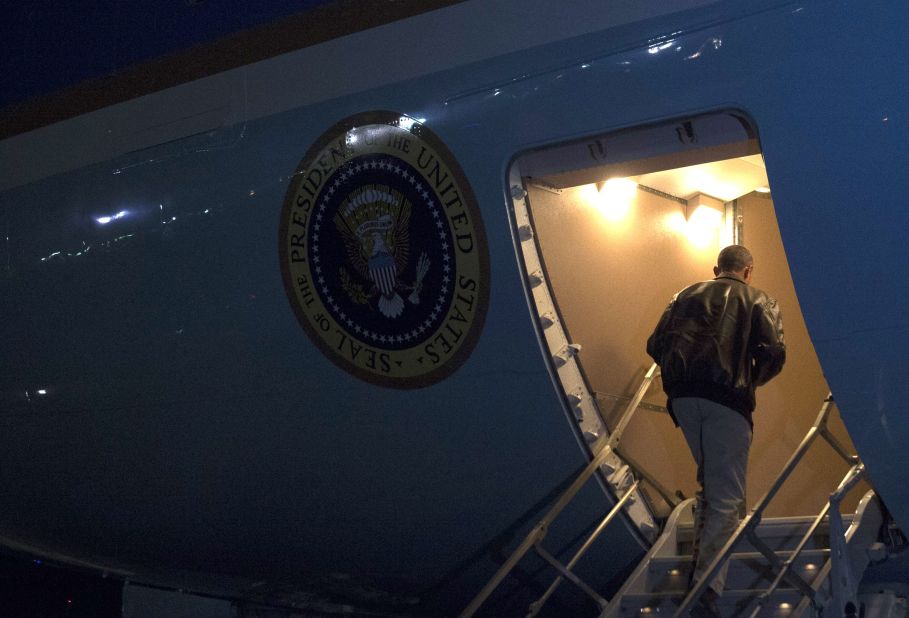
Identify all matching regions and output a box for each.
[748,500,833,618]
[526,479,640,617]
[827,463,867,618]
[458,364,660,618]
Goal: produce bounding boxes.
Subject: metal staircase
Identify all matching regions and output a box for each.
[603,491,882,618]
[460,366,891,618]
[663,395,882,618]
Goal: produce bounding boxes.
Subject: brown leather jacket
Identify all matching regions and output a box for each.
[646,274,786,426]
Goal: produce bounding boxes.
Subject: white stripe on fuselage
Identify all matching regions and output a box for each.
[0,0,718,191]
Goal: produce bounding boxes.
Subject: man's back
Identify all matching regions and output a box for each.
[647,274,785,423]
[645,245,786,609]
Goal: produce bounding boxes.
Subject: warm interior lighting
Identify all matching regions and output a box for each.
[755,186,771,193]
[584,178,638,222]
[688,204,723,227]
[598,177,638,198]
[684,193,724,249]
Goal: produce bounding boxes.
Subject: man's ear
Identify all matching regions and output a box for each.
[713,266,721,277]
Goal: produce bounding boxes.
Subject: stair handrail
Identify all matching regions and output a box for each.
[673,393,863,618]
[458,363,662,618]
[746,461,867,618]
[748,495,833,616]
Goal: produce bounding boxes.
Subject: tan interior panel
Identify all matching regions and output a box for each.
[525,180,865,518]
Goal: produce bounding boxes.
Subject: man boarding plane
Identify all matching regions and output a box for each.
[1,0,908,615]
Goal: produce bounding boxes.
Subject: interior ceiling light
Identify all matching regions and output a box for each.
[585,178,638,223]
[596,177,638,197]
[686,193,723,223]
[684,192,724,249]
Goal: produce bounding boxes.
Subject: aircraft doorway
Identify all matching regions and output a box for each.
[508,112,866,523]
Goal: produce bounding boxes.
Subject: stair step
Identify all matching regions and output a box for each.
[647,549,828,592]
[676,515,850,554]
[619,588,803,618]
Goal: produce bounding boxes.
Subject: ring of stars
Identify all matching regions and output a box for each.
[309,156,455,347]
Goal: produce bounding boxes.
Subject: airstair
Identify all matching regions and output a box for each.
[460,366,897,618]
[605,492,882,618]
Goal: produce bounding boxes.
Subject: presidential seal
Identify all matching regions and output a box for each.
[279,111,490,388]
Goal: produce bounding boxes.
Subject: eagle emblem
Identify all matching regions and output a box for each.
[334,184,430,318]
[279,111,489,387]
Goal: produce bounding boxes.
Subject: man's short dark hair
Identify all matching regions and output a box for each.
[717,245,753,273]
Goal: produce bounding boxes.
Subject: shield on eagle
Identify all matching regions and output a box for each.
[335,185,411,318]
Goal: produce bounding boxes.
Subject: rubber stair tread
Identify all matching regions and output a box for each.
[622,588,800,597]
[675,514,852,527]
[649,548,830,562]
[620,587,803,606]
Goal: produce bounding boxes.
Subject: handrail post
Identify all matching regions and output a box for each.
[827,463,866,618]
[526,480,640,617]
[745,527,815,598]
[609,363,660,444]
[457,521,549,618]
[533,543,609,609]
[747,501,833,618]
[813,396,855,464]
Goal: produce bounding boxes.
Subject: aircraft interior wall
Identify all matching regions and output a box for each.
[524,172,867,520]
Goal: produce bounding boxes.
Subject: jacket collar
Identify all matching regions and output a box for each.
[714,273,747,284]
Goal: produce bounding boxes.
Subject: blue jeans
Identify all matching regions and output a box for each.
[672,397,752,594]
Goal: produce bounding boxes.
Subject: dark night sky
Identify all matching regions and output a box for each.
[0,0,336,107]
